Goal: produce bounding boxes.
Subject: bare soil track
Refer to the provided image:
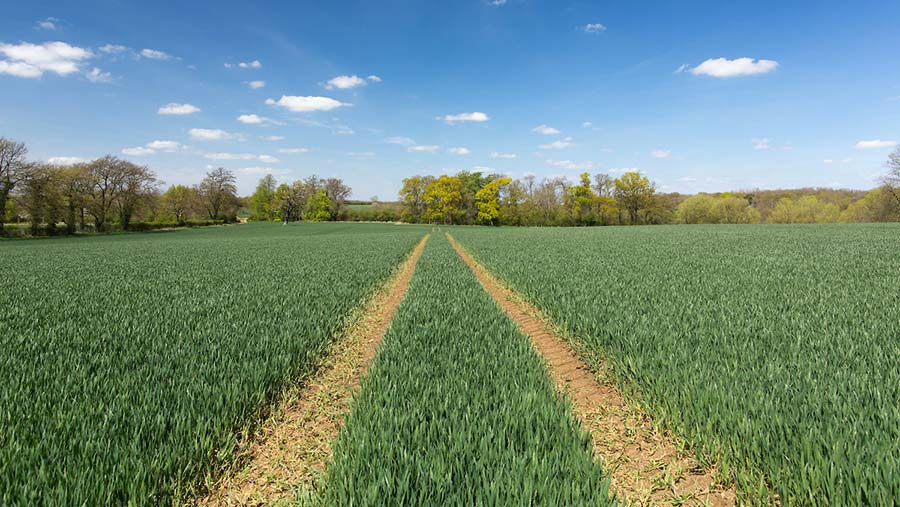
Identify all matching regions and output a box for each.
[199,234,429,506]
[447,232,736,507]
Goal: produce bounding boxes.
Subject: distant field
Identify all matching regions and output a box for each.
[452,223,900,505]
[0,222,425,505]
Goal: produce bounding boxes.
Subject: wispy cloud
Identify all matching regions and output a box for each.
[386,136,416,146]
[158,103,200,115]
[651,149,672,159]
[248,80,265,89]
[225,60,261,69]
[447,147,470,155]
[189,128,240,141]
[532,124,561,135]
[140,48,173,60]
[855,139,897,149]
[407,145,440,153]
[439,112,490,124]
[584,23,606,33]
[540,137,575,150]
[491,152,518,159]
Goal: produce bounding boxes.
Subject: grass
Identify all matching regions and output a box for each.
[0,222,426,506]
[451,223,900,505]
[320,232,614,506]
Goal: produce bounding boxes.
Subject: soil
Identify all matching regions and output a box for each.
[198,234,430,506]
[447,232,736,507]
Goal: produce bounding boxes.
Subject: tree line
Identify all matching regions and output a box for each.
[1,137,244,237]
[370,159,900,226]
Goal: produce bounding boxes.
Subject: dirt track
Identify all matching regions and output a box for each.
[447,232,735,507]
[199,234,429,506]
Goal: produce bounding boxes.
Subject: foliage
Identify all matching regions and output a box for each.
[303,189,333,221]
[423,175,463,224]
[322,233,613,505]
[613,171,655,224]
[248,174,277,221]
[677,193,759,224]
[198,167,238,221]
[474,177,511,225]
[767,195,840,224]
[452,224,900,505]
[0,223,425,505]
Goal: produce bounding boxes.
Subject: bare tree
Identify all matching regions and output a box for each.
[115,163,158,230]
[198,167,237,220]
[324,177,352,219]
[883,147,900,207]
[85,156,132,232]
[0,138,32,233]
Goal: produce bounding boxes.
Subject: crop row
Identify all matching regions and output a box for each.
[321,233,614,505]
[451,224,900,505]
[0,223,425,505]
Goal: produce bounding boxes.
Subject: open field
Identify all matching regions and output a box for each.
[0,222,425,505]
[2,222,899,505]
[323,233,612,505]
[451,223,900,505]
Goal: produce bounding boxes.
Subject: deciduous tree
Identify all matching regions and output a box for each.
[614,171,655,224]
[423,175,463,224]
[198,167,237,221]
[475,177,511,225]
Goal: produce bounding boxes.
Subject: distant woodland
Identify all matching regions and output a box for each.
[3,135,899,237]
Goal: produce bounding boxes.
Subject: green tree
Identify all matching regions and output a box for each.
[613,171,655,224]
[768,195,840,224]
[198,167,238,221]
[677,194,716,224]
[566,172,596,225]
[303,189,333,221]
[423,175,463,224]
[161,185,199,224]
[0,137,32,234]
[475,177,512,225]
[712,195,759,224]
[398,176,431,223]
[248,174,277,221]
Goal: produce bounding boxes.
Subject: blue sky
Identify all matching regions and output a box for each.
[1,1,899,198]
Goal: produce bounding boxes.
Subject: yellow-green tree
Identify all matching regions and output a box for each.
[613,171,655,224]
[423,175,463,224]
[566,172,596,225]
[475,177,512,225]
[303,189,333,222]
[768,195,839,224]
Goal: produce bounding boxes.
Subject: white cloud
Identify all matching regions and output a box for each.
[0,41,93,78]
[158,103,201,115]
[237,114,265,124]
[99,44,127,54]
[674,64,689,74]
[367,75,382,82]
[472,165,496,172]
[122,140,184,156]
[204,152,255,160]
[248,80,266,89]
[85,67,112,83]
[189,128,238,141]
[690,57,778,78]
[448,147,470,155]
[752,138,771,150]
[263,135,284,141]
[140,48,172,60]
[540,137,575,150]
[347,151,375,157]
[36,18,59,31]
[47,156,85,165]
[584,23,606,33]
[386,136,416,146]
[491,152,518,159]
[146,140,183,152]
[545,159,594,170]
[408,145,440,153]
[582,121,593,128]
[225,60,261,69]
[490,0,507,5]
[336,128,355,135]
[122,146,155,156]
[266,95,348,113]
[440,111,490,124]
[278,148,309,154]
[651,149,672,159]
[855,139,897,149]
[238,166,286,175]
[532,124,561,135]
[258,155,280,163]
[325,75,367,90]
